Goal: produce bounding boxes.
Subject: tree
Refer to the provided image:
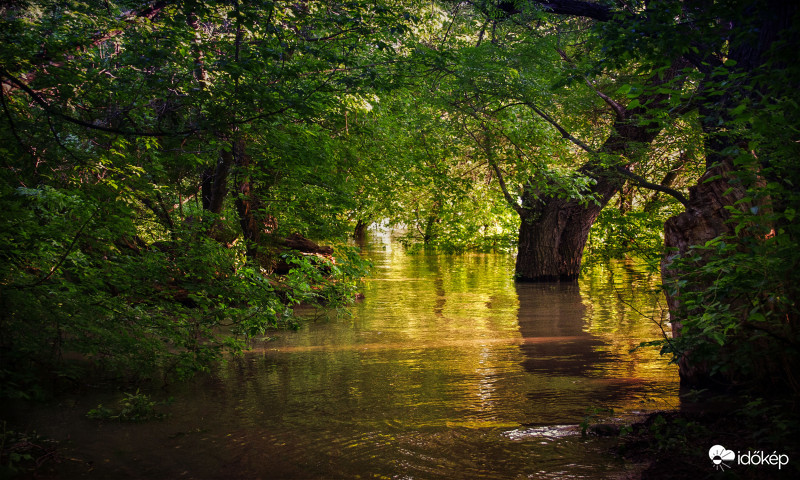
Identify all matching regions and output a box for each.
[656,0,800,390]
[0,0,412,398]
[423,1,693,280]
[438,0,800,389]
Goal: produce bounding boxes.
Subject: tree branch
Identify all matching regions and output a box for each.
[460,117,524,214]
[2,1,170,94]
[83,1,169,49]
[524,101,597,154]
[555,47,627,120]
[0,67,195,137]
[0,84,36,163]
[17,208,98,289]
[527,1,613,21]
[614,166,689,207]
[488,159,525,216]
[522,101,689,206]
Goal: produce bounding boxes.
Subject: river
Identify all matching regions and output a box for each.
[15,235,679,479]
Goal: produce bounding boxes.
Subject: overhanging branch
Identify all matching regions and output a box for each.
[524,101,596,154]
[0,67,195,137]
[523,100,689,207]
[532,0,613,21]
[488,159,525,216]
[462,119,525,216]
[554,47,627,120]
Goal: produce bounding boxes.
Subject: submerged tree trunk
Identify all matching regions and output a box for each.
[514,118,662,282]
[511,58,685,282]
[353,218,369,244]
[660,161,748,386]
[515,173,617,281]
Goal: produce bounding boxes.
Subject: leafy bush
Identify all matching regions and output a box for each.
[86,390,168,423]
[0,182,369,400]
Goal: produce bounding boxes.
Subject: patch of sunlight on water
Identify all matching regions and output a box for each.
[13,234,678,479]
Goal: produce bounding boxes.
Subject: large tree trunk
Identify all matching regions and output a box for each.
[513,59,684,281]
[660,0,797,386]
[515,174,616,281]
[660,161,747,386]
[514,121,662,282]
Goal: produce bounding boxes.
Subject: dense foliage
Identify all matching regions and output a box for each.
[0,0,393,399]
[659,39,800,391]
[1,0,798,400]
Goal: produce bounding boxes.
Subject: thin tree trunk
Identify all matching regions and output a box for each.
[201,150,233,214]
[232,140,262,259]
[353,219,369,243]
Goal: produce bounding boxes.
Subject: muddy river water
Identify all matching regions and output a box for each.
[15,237,679,478]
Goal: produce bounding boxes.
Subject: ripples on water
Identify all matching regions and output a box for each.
[19,236,678,478]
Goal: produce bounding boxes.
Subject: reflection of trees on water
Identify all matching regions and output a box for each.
[516,283,615,377]
[514,273,678,411]
[421,255,448,318]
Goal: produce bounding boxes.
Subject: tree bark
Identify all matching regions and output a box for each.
[353,219,369,243]
[515,180,609,282]
[201,150,233,214]
[514,116,662,281]
[660,160,748,386]
[660,0,797,387]
[512,52,687,281]
[232,140,263,259]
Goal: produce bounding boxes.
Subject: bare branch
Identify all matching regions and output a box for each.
[587,82,627,120]
[521,101,689,206]
[555,47,626,120]
[488,159,525,216]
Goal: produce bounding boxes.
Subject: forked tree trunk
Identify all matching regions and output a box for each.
[514,122,661,282]
[511,59,684,282]
[516,182,613,281]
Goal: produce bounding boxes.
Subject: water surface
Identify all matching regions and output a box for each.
[19,237,679,479]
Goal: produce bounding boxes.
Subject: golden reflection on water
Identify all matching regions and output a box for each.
[19,237,679,479]
[251,239,678,419]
